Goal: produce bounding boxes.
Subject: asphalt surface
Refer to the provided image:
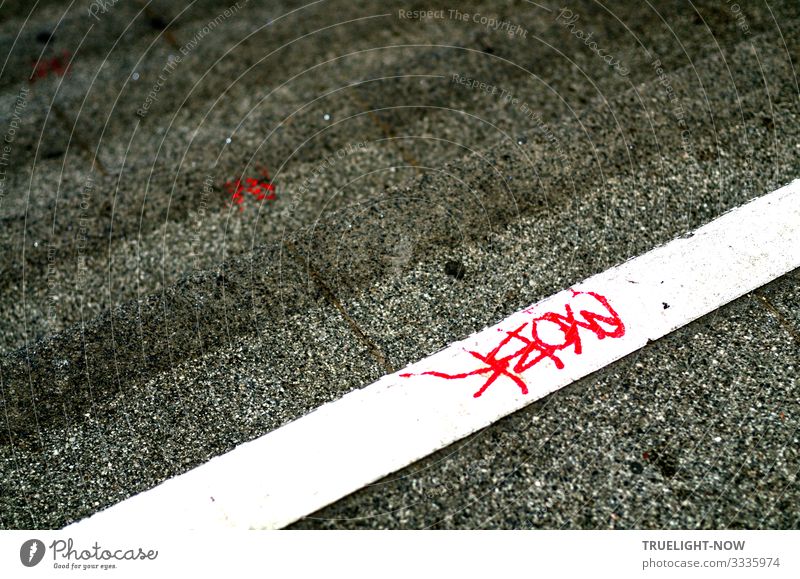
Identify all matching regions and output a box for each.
[0,0,798,529]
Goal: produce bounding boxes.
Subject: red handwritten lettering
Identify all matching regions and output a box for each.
[30,51,72,83]
[224,167,276,211]
[401,291,625,398]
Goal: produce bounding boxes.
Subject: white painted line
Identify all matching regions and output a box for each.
[69,180,800,530]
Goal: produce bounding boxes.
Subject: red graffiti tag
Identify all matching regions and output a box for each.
[224,167,276,211]
[30,51,72,83]
[401,291,625,398]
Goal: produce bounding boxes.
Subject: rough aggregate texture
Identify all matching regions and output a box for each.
[0,0,798,529]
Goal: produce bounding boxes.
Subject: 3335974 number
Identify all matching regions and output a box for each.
[729,557,780,568]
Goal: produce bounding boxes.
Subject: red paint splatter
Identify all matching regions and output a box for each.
[224,167,276,211]
[403,291,625,398]
[30,50,72,83]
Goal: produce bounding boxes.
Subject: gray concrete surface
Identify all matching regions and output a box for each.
[0,0,798,529]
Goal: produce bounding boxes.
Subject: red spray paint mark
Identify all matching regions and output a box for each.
[30,50,72,83]
[403,291,625,398]
[224,167,276,211]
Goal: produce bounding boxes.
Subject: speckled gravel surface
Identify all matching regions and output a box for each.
[0,0,798,529]
[292,272,799,529]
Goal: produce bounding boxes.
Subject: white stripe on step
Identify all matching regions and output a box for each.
[69,179,800,530]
